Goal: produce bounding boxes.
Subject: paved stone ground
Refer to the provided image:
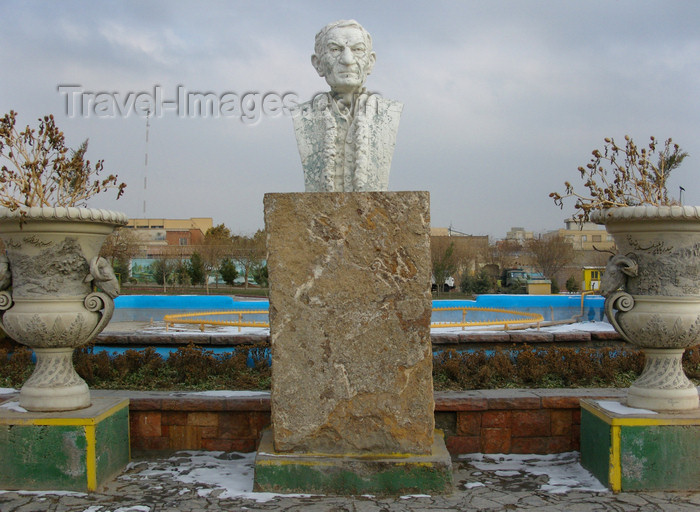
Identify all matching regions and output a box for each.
[2,451,700,511]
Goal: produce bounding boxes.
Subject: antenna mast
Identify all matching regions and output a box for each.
[143,109,150,216]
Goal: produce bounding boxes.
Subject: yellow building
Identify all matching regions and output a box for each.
[127,217,213,233]
[125,217,214,257]
[551,219,616,252]
[582,266,605,291]
[505,226,534,242]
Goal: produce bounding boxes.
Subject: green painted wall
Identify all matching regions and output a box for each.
[0,424,87,490]
[620,425,700,491]
[580,409,611,487]
[255,462,453,495]
[96,407,130,486]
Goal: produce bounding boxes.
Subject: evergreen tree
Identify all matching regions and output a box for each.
[219,258,239,286]
[187,252,206,285]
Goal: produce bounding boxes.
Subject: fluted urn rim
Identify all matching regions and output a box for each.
[0,206,128,225]
[591,205,700,224]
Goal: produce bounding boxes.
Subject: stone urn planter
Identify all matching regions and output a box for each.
[0,207,128,412]
[595,205,700,411]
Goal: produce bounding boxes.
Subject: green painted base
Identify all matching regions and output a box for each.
[254,429,453,495]
[580,398,700,492]
[0,396,130,492]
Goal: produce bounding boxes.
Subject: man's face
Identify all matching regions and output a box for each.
[312,26,376,94]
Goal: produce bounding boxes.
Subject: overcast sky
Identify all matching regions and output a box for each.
[1,1,698,239]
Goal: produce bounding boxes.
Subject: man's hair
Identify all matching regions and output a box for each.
[314,19,373,57]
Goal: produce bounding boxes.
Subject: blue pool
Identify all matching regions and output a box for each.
[113,294,606,324]
[94,294,610,364]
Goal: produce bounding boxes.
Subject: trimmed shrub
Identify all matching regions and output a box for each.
[1,342,692,392]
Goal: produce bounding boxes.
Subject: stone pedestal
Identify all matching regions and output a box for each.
[580,398,700,492]
[256,191,451,494]
[0,396,130,492]
[254,428,453,495]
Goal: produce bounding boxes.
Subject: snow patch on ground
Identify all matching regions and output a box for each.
[136,321,615,336]
[0,490,87,496]
[143,324,269,336]
[185,390,270,398]
[121,451,310,503]
[596,400,658,415]
[0,388,17,395]
[460,452,609,494]
[0,400,27,413]
[2,450,611,500]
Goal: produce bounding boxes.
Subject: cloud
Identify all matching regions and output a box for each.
[1,0,699,238]
[98,22,188,67]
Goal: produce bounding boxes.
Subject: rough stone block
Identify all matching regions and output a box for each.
[264,192,434,455]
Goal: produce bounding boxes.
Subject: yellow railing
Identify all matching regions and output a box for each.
[163,306,544,332]
[163,310,269,332]
[431,306,543,330]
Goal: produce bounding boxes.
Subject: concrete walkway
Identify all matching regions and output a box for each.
[1,449,699,511]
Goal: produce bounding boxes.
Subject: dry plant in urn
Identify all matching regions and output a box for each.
[553,135,700,411]
[0,111,128,411]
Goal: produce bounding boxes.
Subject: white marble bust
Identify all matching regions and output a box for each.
[293,20,403,192]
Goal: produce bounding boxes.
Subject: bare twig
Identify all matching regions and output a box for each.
[0,111,126,212]
[550,135,688,223]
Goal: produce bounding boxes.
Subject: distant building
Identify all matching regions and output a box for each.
[546,219,615,252]
[582,266,605,291]
[505,227,534,242]
[430,227,490,283]
[125,217,213,258]
[430,227,450,237]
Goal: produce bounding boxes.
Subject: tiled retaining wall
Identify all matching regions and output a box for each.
[97,330,622,347]
[112,389,627,455]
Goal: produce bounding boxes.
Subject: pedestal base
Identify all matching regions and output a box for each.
[253,429,453,495]
[20,347,91,412]
[0,396,130,492]
[580,398,700,492]
[627,348,699,411]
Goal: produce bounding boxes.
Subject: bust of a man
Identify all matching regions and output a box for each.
[293,20,403,192]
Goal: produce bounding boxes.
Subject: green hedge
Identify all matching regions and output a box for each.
[2,342,700,391]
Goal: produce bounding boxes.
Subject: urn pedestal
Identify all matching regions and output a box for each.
[0,207,128,412]
[593,206,700,412]
[580,399,700,492]
[580,206,700,491]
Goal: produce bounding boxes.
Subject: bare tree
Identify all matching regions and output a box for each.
[526,234,575,281]
[431,238,457,295]
[151,244,186,292]
[431,235,487,285]
[231,229,266,289]
[200,224,233,293]
[99,227,143,282]
[482,239,523,274]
